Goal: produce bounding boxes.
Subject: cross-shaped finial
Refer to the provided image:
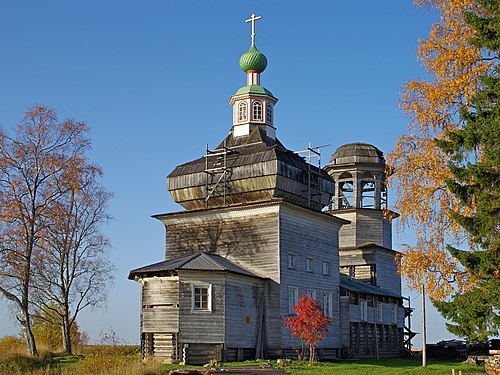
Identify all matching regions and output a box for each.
[245,13,262,45]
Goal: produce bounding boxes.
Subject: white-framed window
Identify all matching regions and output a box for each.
[322,261,330,276]
[306,257,313,272]
[252,100,263,121]
[288,254,296,270]
[391,304,398,324]
[238,102,247,121]
[306,289,316,300]
[376,302,383,322]
[192,284,212,311]
[266,102,273,123]
[323,292,333,317]
[288,286,299,314]
[360,300,368,321]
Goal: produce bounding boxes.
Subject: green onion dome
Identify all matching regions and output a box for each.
[239,45,267,73]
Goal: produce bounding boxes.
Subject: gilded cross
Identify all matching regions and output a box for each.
[245,13,262,45]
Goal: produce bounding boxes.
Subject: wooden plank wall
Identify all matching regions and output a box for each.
[177,272,225,344]
[141,276,179,333]
[162,205,281,283]
[162,204,283,349]
[279,204,343,350]
[334,209,391,249]
[375,250,401,296]
[223,275,263,349]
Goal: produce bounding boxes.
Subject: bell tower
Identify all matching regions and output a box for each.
[324,143,396,248]
[324,143,400,294]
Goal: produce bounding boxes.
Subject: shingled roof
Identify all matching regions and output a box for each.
[128,252,265,280]
[340,274,402,299]
[168,127,334,211]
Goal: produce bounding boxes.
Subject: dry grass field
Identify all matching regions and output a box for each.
[0,336,487,375]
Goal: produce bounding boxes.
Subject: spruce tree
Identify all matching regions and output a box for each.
[433,0,500,343]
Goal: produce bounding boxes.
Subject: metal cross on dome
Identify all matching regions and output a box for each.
[245,13,262,45]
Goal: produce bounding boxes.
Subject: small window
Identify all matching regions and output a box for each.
[252,100,263,121]
[376,303,383,322]
[323,292,333,317]
[192,285,211,311]
[322,261,330,276]
[306,258,313,272]
[391,304,398,324]
[288,287,299,314]
[266,103,273,123]
[360,300,368,321]
[288,254,296,270]
[238,102,247,121]
[306,289,316,300]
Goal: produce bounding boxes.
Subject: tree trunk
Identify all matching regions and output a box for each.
[62,314,72,354]
[20,307,38,356]
[309,344,315,364]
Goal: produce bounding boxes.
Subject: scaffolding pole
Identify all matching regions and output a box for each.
[294,143,330,207]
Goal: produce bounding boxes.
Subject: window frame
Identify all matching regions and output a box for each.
[322,261,330,276]
[252,100,263,121]
[376,302,383,322]
[288,286,299,314]
[306,289,316,300]
[191,284,212,312]
[265,102,273,123]
[238,101,248,122]
[306,257,313,273]
[323,291,333,317]
[288,254,296,270]
[360,299,368,321]
[391,304,398,324]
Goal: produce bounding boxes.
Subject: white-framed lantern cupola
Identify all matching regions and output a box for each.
[229,14,278,139]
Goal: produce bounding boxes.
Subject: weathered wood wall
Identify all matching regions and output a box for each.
[159,203,283,349]
[279,204,343,350]
[375,250,401,295]
[333,209,392,249]
[141,276,179,333]
[224,274,264,349]
[177,272,225,344]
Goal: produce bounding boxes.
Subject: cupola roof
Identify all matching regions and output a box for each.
[328,142,385,167]
[239,44,268,73]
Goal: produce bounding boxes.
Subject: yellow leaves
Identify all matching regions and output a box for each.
[388,0,493,300]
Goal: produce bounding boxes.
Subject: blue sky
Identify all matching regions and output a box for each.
[0,1,453,346]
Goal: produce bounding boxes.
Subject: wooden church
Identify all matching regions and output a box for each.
[129,14,412,364]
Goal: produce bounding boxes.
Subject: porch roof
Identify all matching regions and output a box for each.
[128,252,265,280]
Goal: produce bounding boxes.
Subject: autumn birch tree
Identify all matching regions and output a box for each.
[387,0,494,300]
[31,167,113,354]
[0,105,91,355]
[433,0,500,342]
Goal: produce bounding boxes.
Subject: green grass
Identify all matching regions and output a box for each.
[193,358,486,375]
